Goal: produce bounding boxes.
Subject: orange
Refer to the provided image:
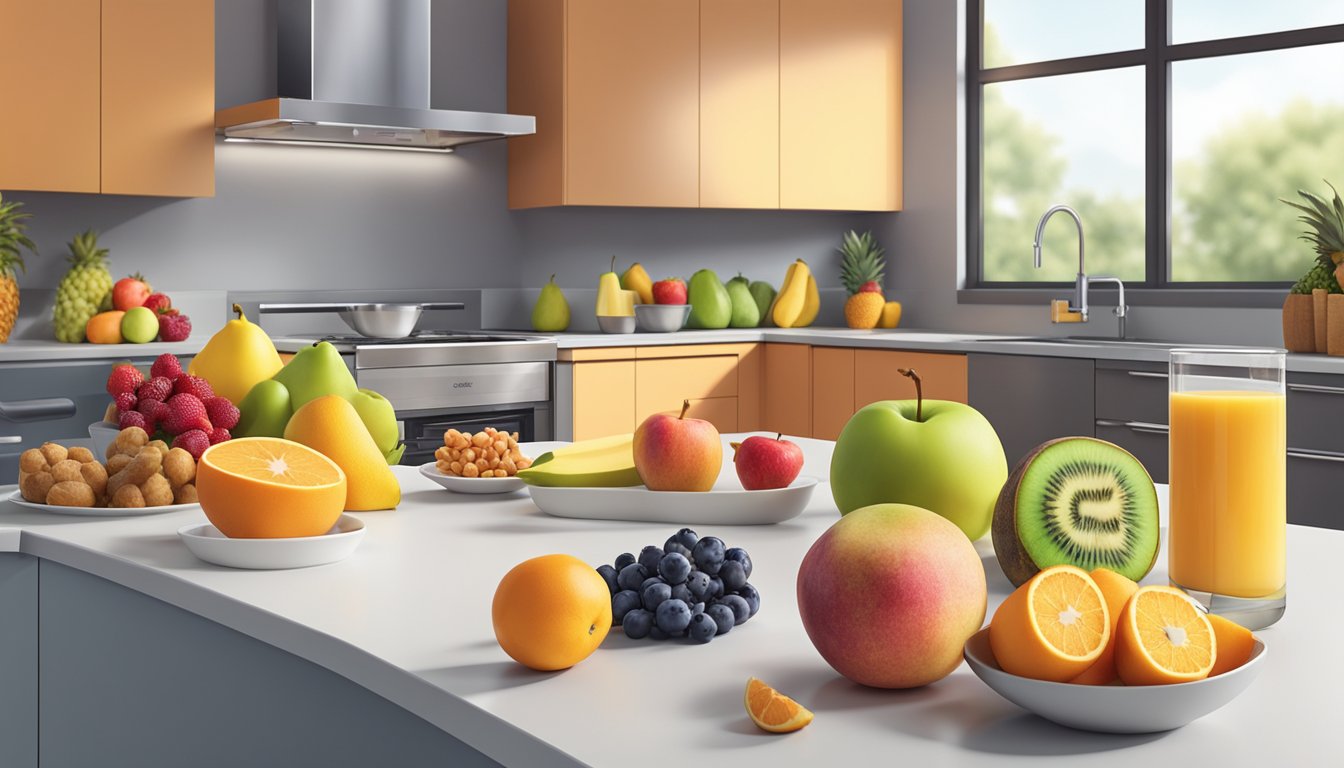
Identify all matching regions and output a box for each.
[745,677,814,733]
[492,554,612,672]
[284,395,400,511]
[196,437,347,538]
[1207,614,1256,677]
[1114,586,1216,686]
[989,564,1110,682]
[1071,568,1140,685]
[85,311,125,344]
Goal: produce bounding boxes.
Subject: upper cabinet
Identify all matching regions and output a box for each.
[508,0,901,211]
[0,0,214,198]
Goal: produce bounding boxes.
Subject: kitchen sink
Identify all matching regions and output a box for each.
[981,336,1237,349]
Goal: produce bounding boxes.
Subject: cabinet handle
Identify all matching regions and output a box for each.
[1286,450,1344,463]
[0,398,77,423]
[0,436,20,445]
[1287,383,1344,395]
[1126,371,1168,380]
[1096,419,1170,436]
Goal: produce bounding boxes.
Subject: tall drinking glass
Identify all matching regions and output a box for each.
[1168,349,1286,629]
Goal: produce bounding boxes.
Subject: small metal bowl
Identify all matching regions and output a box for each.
[338,304,423,339]
[596,315,637,334]
[635,304,691,333]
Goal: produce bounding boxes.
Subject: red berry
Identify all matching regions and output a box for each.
[136,399,169,429]
[171,429,211,460]
[203,397,240,430]
[118,410,149,431]
[106,365,145,397]
[172,375,214,401]
[150,353,183,380]
[143,293,173,314]
[163,393,212,436]
[114,392,139,413]
[208,427,232,445]
[137,376,173,403]
[158,312,192,342]
[859,280,882,293]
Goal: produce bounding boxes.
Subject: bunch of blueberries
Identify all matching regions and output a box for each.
[596,528,760,644]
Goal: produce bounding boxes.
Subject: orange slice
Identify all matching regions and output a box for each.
[1207,614,1255,677]
[1115,586,1216,685]
[745,677,814,733]
[989,564,1110,682]
[196,437,347,538]
[1071,568,1140,685]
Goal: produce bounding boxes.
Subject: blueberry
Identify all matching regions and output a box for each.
[670,583,693,605]
[691,536,726,575]
[692,601,706,616]
[685,570,712,601]
[655,599,692,636]
[724,547,753,579]
[622,608,653,639]
[657,552,691,585]
[737,583,761,617]
[616,563,648,592]
[719,560,748,593]
[596,564,619,595]
[719,594,750,625]
[706,603,735,635]
[708,576,724,599]
[615,552,636,571]
[664,528,698,559]
[612,590,642,623]
[649,625,669,641]
[637,545,665,574]
[642,582,672,611]
[687,613,717,644]
[640,576,666,595]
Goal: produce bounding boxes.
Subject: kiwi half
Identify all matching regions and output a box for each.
[992,437,1159,587]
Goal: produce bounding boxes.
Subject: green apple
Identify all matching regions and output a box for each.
[272,341,358,411]
[120,307,159,344]
[349,388,401,459]
[234,379,292,438]
[829,372,1007,540]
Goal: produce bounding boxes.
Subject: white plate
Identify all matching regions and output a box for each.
[417,462,526,495]
[5,489,200,517]
[963,628,1266,733]
[178,515,365,570]
[527,476,818,525]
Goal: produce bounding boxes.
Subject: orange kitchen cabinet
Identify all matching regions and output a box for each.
[635,354,738,430]
[0,0,102,193]
[763,343,812,438]
[854,349,967,407]
[811,347,856,440]
[571,360,637,441]
[102,0,215,197]
[700,0,779,208]
[780,0,902,211]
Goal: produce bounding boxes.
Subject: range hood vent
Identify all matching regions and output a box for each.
[215,0,534,151]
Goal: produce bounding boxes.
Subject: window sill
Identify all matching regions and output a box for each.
[957,287,1288,309]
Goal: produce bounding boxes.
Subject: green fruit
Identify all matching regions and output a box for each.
[517,433,641,487]
[991,437,1159,587]
[234,379,292,438]
[271,341,358,412]
[686,269,732,329]
[54,230,113,343]
[532,274,571,331]
[747,281,776,325]
[725,275,760,328]
[349,388,402,462]
[120,306,159,344]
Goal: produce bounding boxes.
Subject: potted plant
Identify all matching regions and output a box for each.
[1281,182,1344,354]
[0,193,38,344]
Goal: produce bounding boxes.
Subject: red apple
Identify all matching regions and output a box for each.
[632,399,722,492]
[112,274,153,312]
[652,278,688,305]
[797,503,987,689]
[859,280,882,293]
[732,433,803,490]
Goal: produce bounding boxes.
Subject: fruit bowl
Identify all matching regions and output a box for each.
[526,476,818,525]
[596,315,636,334]
[418,462,525,495]
[962,628,1266,733]
[635,304,691,333]
[88,421,120,459]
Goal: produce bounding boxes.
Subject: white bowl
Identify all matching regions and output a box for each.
[963,628,1266,733]
[418,462,526,495]
[88,421,120,459]
[596,315,636,334]
[527,476,818,524]
[635,304,691,332]
[178,515,365,570]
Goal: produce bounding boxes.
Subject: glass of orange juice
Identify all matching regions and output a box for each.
[1169,348,1285,629]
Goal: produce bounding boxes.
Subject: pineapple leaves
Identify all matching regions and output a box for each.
[1280,180,1344,267]
[837,229,888,295]
[0,192,38,277]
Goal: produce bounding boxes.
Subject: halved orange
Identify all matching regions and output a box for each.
[1071,568,1140,685]
[1114,586,1216,685]
[989,564,1110,682]
[1207,615,1255,677]
[745,677,814,733]
[196,437,347,538]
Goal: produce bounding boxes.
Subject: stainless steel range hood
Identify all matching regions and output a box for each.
[215,0,534,151]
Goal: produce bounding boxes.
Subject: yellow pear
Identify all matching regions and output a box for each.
[283,395,400,511]
[189,304,284,405]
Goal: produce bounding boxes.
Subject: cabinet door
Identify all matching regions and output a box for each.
[968,354,1094,470]
[566,0,699,206]
[854,350,966,408]
[101,0,214,197]
[700,0,779,208]
[0,0,101,193]
[635,355,738,425]
[1287,451,1344,530]
[811,347,855,440]
[780,0,901,211]
[763,344,812,437]
[572,361,636,441]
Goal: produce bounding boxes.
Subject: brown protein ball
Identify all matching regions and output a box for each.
[38,443,68,466]
[140,474,174,506]
[173,483,198,505]
[66,446,96,464]
[19,449,48,475]
[112,427,149,456]
[79,461,109,498]
[47,480,96,508]
[110,484,146,508]
[147,440,170,457]
[162,448,196,488]
[122,449,162,485]
[50,459,86,484]
[106,454,133,475]
[19,471,55,503]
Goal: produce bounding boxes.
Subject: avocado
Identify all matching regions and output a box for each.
[686,269,732,329]
[726,275,761,328]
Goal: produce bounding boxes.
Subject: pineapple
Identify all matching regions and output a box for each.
[1281,180,1344,289]
[0,193,37,344]
[838,230,887,329]
[53,229,113,343]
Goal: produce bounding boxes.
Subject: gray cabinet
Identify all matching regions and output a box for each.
[1286,373,1344,530]
[968,354,1095,469]
[0,555,37,768]
[1094,359,1170,483]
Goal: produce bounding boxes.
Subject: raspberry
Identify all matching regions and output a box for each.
[118,410,149,431]
[162,393,212,436]
[106,365,144,397]
[137,376,173,403]
[143,293,173,314]
[114,392,139,413]
[171,429,211,460]
[208,427,232,445]
[173,375,214,401]
[158,312,192,342]
[150,353,183,380]
[203,397,240,430]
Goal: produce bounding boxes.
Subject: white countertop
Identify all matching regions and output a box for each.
[0,338,208,364]
[0,436,1337,766]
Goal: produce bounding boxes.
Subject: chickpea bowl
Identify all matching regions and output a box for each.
[420,428,531,495]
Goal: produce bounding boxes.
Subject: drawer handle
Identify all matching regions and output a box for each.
[1286,450,1344,463]
[0,398,78,423]
[1097,419,1170,436]
[1126,371,1169,380]
[0,436,20,445]
[1287,383,1344,395]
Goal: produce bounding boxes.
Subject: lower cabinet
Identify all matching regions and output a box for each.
[968,354,1096,470]
[1285,374,1344,530]
[1094,359,1170,484]
[763,343,812,438]
[570,357,637,441]
[810,347,854,440]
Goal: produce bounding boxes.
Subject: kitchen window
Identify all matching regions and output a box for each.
[967,0,1344,292]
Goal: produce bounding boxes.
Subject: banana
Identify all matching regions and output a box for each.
[772,259,811,328]
[796,275,820,327]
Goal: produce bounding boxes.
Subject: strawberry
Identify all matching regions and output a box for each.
[203,397,240,430]
[142,293,173,314]
[173,374,214,401]
[163,393,211,436]
[171,429,211,460]
[207,427,232,445]
[106,364,145,397]
[150,353,183,380]
[137,376,173,403]
[137,399,169,429]
[158,312,191,342]
[114,392,138,413]
[859,281,882,293]
[118,410,149,431]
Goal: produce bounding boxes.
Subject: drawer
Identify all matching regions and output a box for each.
[683,397,738,434]
[1287,376,1344,454]
[635,355,737,418]
[1095,420,1169,484]
[853,349,967,406]
[1095,361,1168,423]
[1287,449,1344,530]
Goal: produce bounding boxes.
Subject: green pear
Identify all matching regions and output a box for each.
[272,341,358,411]
[350,388,401,460]
[686,269,732,329]
[532,274,571,331]
[748,281,776,326]
[384,444,406,465]
[726,275,761,328]
[234,379,292,438]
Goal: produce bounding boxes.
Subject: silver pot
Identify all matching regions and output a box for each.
[257,302,465,339]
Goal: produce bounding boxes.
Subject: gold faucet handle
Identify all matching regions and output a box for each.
[1050,299,1084,323]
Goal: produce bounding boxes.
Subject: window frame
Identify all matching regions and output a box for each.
[965,0,1344,298]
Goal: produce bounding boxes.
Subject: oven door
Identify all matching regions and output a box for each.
[399,406,551,466]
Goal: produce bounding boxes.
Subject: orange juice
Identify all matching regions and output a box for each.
[1169,390,1286,598]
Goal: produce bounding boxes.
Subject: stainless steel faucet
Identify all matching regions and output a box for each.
[1032,204,1129,338]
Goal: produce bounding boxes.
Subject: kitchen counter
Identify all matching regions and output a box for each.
[0,436,1337,766]
[0,338,208,364]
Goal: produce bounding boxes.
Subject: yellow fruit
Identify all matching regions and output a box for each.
[989,564,1110,682]
[189,304,284,405]
[844,292,885,329]
[196,437,347,538]
[1207,614,1256,676]
[1070,568,1139,685]
[283,395,401,511]
[772,260,811,327]
[795,275,821,327]
[744,677,814,733]
[621,262,654,304]
[492,554,612,671]
[85,311,125,344]
[1114,586,1215,686]
[0,275,18,344]
[879,301,902,328]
